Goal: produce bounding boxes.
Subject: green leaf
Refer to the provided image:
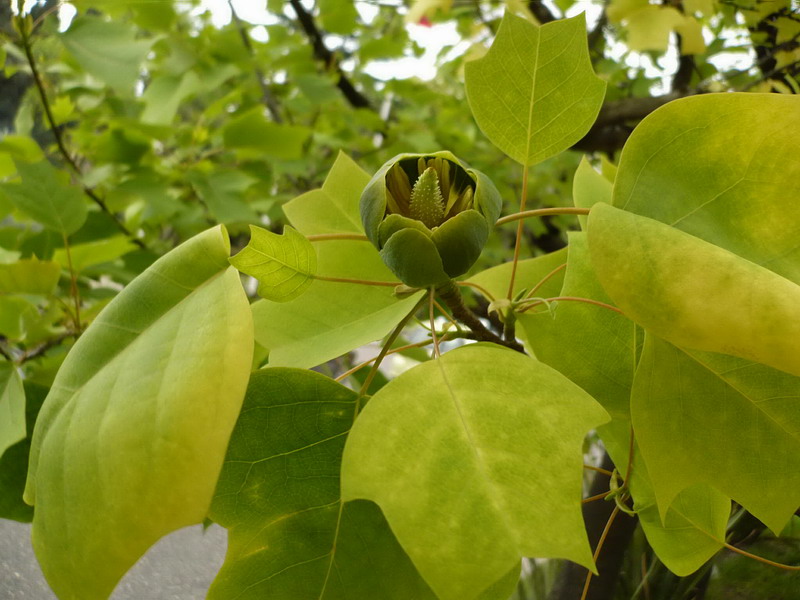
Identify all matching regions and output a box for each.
[318,0,358,34]
[0,258,61,295]
[231,225,317,302]
[0,382,47,522]
[0,362,25,459]
[253,155,423,369]
[632,334,800,533]
[613,93,800,284]
[0,160,87,235]
[625,7,685,52]
[282,152,369,235]
[209,368,440,600]
[599,420,729,576]
[341,344,609,600]
[140,72,201,125]
[187,169,258,225]
[61,17,153,95]
[52,236,136,273]
[223,108,312,160]
[465,13,605,166]
[572,157,612,229]
[507,236,731,574]
[521,233,634,419]
[24,226,254,600]
[588,203,800,378]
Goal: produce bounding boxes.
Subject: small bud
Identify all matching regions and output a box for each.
[360,151,502,288]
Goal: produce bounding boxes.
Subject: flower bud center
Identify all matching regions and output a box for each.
[409,167,446,229]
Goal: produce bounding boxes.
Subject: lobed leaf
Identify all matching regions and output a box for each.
[23,226,254,600]
[341,344,608,600]
[632,335,800,533]
[209,368,441,600]
[0,160,87,236]
[465,13,605,166]
[231,225,317,302]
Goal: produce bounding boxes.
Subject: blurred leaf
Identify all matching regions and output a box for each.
[141,72,201,125]
[231,225,317,302]
[319,0,358,34]
[223,108,312,160]
[625,7,684,52]
[188,169,258,224]
[0,160,87,236]
[52,236,136,273]
[61,17,153,95]
[0,258,61,295]
[0,382,47,522]
[0,362,25,460]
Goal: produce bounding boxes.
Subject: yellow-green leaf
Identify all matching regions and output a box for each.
[230,225,317,302]
[341,344,608,600]
[465,13,605,166]
[588,203,800,378]
[24,226,254,600]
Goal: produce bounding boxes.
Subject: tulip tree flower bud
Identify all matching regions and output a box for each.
[360,151,502,288]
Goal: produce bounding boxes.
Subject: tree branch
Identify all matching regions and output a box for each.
[572,91,700,154]
[287,0,372,110]
[528,0,557,24]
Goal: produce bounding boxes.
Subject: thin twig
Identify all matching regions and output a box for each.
[357,295,427,397]
[580,506,622,600]
[429,288,441,358]
[524,263,566,300]
[506,166,530,300]
[61,232,81,332]
[723,543,800,571]
[496,207,590,227]
[457,280,496,302]
[582,491,610,504]
[584,464,614,477]
[518,296,623,315]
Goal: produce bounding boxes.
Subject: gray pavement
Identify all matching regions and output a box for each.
[0,520,227,599]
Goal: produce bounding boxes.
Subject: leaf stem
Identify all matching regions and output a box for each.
[584,464,614,477]
[496,207,590,227]
[524,263,566,299]
[357,295,427,398]
[314,274,398,287]
[429,288,441,359]
[506,166,530,300]
[582,491,610,504]
[517,296,623,315]
[580,505,621,600]
[61,232,81,332]
[457,280,497,302]
[16,17,146,250]
[723,543,800,571]
[306,233,370,242]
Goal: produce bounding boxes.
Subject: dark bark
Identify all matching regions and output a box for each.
[548,453,639,600]
[288,0,372,110]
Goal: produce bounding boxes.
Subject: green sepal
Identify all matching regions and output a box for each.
[470,168,502,225]
[379,214,431,246]
[380,228,450,288]
[431,210,489,278]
